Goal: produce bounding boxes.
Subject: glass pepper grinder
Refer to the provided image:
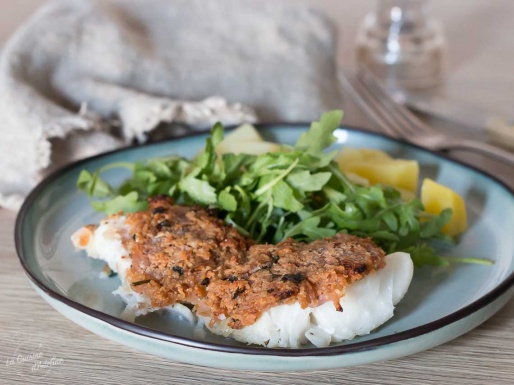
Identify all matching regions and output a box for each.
[356,0,447,90]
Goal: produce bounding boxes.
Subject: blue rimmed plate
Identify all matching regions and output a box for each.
[15,125,514,371]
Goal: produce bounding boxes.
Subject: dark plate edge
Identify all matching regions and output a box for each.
[14,123,514,358]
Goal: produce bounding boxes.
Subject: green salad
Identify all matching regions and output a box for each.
[77,110,492,267]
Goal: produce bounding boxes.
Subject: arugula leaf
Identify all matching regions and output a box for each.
[254,158,299,196]
[179,175,217,205]
[271,180,303,212]
[295,110,343,156]
[77,170,93,193]
[91,192,148,215]
[420,209,452,238]
[77,110,490,268]
[282,216,337,241]
[287,170,331,192]
[218,189,237,212]
[77,170,112,198]
[407,244,493,267]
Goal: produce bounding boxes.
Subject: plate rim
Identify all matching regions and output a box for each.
[15,123,514,357]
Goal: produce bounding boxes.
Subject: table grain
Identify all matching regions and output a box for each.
[2,0,514,384]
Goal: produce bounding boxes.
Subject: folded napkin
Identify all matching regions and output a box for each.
[0,0,342,210]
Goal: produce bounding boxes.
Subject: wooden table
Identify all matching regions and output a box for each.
[1,1,514,384]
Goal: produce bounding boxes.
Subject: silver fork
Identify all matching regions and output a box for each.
[340,69,514,167]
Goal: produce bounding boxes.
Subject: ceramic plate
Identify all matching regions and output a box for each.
[15,125,514,371]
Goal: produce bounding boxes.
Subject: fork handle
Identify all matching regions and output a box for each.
[446,139,514,166]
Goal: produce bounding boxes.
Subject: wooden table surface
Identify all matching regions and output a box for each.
[1,1,514,384]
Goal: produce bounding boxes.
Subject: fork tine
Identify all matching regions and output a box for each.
[341,70,410,139]
[357,69,422,137]
[339,70,402,139]
[357,68,432,135]
[342,69,514,167]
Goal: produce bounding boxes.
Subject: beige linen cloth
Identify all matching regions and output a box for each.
[0,0,342,210]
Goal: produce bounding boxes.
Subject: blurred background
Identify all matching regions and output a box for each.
[1,0,513,118]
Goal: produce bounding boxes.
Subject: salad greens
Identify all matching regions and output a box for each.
[77,110,491,267]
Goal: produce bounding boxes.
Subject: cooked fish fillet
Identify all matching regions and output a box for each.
[71,215,154,320]
[202,252,412,347]
[72,196,253,320]
[72,197,413,347]
[203,233,386,329]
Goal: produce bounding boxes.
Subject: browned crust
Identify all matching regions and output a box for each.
[118,197,386,329]
[123,196,253,309]
[205,233,385,328]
